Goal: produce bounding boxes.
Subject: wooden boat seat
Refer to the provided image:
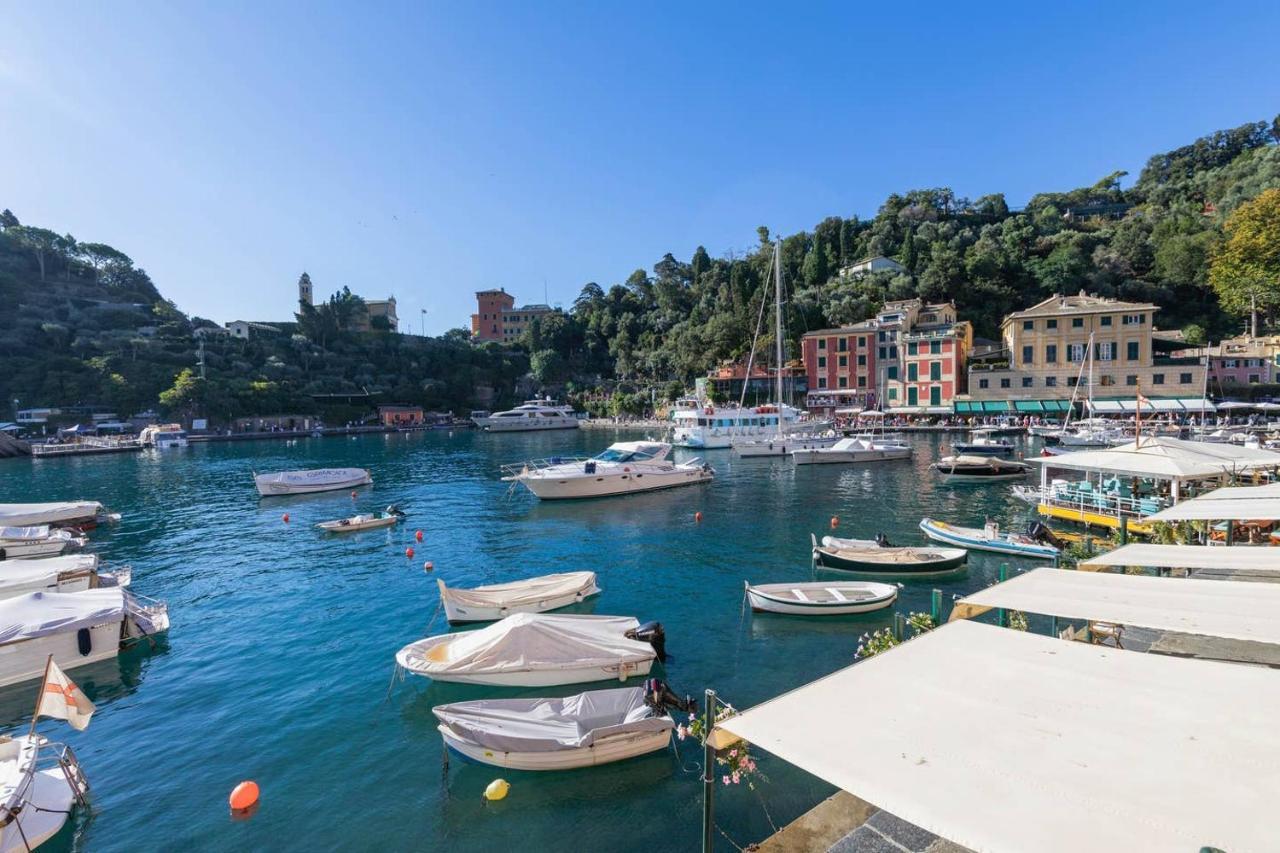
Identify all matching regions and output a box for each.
[790,588,811,603]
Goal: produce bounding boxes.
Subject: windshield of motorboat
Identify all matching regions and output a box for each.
[593,447,656,463]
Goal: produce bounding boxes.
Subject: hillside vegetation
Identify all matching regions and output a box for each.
[2,115,1278,422]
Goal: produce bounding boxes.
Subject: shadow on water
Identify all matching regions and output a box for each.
[0,640,168,727]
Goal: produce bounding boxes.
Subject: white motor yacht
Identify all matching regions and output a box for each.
[503,441,713,499]
[792,436,912,465]
[140,423,189,448]
[668,399,804,449]
[0,526,85,560]
[473,400,579,431]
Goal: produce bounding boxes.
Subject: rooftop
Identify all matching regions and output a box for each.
[1008,291,1157,320]
[802,321,878,338]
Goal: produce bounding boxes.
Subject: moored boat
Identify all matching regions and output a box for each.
[792,436,912,465]
[433,681,694,771]
[0,526,86,560]
[745,580,898,615]
[502,441,713,500]
[473,400,579,432]
[315,506,405,533]
[0,502,118,530]
[0,555,127,600]
[918,517,1059,559]
[0,588,169,688]
[811,534,967,576]
[952,429,1015,455]
[396,613,665,687]
[438,571,600,623]
[932,454,1029,482]
[253,467,373,497]
[0,735,90,852]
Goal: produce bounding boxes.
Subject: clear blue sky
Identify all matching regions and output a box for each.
[3,2,1278,334]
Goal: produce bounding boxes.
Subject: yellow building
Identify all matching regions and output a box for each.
[964,292,1205,406]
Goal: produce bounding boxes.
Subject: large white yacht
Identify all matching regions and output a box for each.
[669,400,804,449]
[502,441,713,499]
[791,436,913,465]
[473,399,580,432]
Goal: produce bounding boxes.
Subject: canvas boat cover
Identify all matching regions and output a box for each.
[440,572,597,610]
[718,620,1280,853]
[0,555,98,575]
[0,526,53,541]
[255,468,370,488]
[0,589,124,644]
[410,613,652,675]
[0,560,91,597]
[433,686,670,753]
[0,503,102,528]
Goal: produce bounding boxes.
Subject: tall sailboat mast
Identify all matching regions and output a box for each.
[774,241,785,409]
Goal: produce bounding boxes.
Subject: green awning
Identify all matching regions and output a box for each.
[954,402,975,413]
[982,401,1009,413]
[1014,401,1044,413]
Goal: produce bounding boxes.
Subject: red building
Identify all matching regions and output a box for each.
[471,289,515,341]
[894,330,969,409]
[377,405,425,427]
[801,322,879,414]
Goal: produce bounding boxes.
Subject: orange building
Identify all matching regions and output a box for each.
[377,405,424,427]
[471,289,515,341]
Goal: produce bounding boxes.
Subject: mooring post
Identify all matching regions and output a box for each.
[894,612,906,642]
[930,588,942,623]
[1119,515,1128,545]
[702,688,716,853]
[997,564,1009,627]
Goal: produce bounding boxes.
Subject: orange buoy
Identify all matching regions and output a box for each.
[406,547,415,559]
[282,513,290,524]
[415,530,423,542]
[694,511,703,523]
[423,561,434,572]
[830,516,839,529]
[350,491,358,498]
[229,780,259,812]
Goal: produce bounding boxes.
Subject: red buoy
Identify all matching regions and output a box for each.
[830,516,839,529]
[229,780,259,813]
[405,546,415,559]
[695,511,703,523]
[415,530,423,542]
[350,491,357,499]
[282,513,290,524]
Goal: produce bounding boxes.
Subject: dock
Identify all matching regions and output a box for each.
[760,791,968,853]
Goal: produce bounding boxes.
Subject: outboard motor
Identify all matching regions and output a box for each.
[626,621,667,662]
[875,532,893,548]
[644,678,697,714]
[1028,521,1066,549]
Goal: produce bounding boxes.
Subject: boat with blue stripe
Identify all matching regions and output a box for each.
[918,517,1060,559]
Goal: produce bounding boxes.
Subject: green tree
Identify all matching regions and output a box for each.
[530,349,565,383]
[0,209,19,229]
[79,243,132,282]
[9,226,59,281]
[1209,188,1280,334]
[158,368,202,416]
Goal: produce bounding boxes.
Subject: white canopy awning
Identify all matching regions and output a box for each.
[1144,482,1280,521]
[1080,543,1280,573]
[717,620,1280,853]
[1031,435,1280,481]
[951,567,1280,644]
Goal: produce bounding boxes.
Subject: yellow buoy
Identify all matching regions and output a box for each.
[484,778,510,801]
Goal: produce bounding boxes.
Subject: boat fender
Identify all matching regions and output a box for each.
[77,627,92,656]
[875,532,892,547]
[626,621,667,662]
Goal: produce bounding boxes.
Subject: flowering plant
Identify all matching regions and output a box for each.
[855,612,936,659]
[676,703,767,789]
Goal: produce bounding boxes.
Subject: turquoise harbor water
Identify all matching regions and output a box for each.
[1,429,1043,852]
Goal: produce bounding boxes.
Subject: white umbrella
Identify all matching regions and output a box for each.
[1252,401,1280,411]
[1216,401,1254,410]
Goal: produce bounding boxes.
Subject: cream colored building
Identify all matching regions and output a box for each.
[965,292,1204,403]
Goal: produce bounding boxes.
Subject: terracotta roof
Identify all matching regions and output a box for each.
[1007,292,1157,319]
[802,322,878,338]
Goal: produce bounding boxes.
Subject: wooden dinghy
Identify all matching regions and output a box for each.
[810,534,967,576]
[315,506,405,533]
[745,580,897,615]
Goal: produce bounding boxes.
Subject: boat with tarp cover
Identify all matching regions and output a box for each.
[253,467,372,497]
[0,526,86,560]
[438,571,600,623]
[0,502,118,530]
[0,555,127,600]
[396,612,666,687]
[810,534,967,576]
[433,681,694,770]
[932,455,1030,482]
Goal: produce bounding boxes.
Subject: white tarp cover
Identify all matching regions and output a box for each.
[415,613,652,675]
[1079,543,1280,573]
[0,502,102,527]
[440,572,597,610]
[718,620,1280,853]
[0,554,98,575]
[0,526,52,541]
[1030,435,1280,480]
[954,567,1280,644]
[0,589,124,644]
[0,561,78,595]
[1144,482,1280,521]
[433,686,671,753]
[254,468,370,488]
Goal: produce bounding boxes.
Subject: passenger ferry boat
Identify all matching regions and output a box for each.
[473,400,580,432]
[668,399,803,449]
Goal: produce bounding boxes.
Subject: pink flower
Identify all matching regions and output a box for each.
[728,748,738,758]
[731,771,741,784]
[689,712,697,722]
[722,775,730,785]
[676,725,687,741]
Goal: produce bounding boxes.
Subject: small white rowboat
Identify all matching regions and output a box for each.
[438,571,600,623]
[745,580,897,616]
[315,507,404,533]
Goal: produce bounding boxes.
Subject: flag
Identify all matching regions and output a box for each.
[36,658,95,731]
[1137,392,1152,409]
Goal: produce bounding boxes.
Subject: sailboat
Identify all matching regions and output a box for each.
[1043,333,1125,449]
[732,241,838,458]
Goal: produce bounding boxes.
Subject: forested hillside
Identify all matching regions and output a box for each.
[521,116,1280,394]
[2,115,1278,422]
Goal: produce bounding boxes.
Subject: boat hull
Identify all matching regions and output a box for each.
[481,418,580,432]
[409,659,654,687]
[0,739,78,853]
[315,515,401,533]
[0,622,123,688]
[813,549,967,576]
[254,469,372,497]
[746,583,897,615]
[442,583,601,623]
[440,725,671,770]
[733,437,839,457]
[918,519,1058,559]
[792,447,912,465]
[516,467,713,500]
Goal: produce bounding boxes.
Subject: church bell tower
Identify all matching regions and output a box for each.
[298,272,313,307]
